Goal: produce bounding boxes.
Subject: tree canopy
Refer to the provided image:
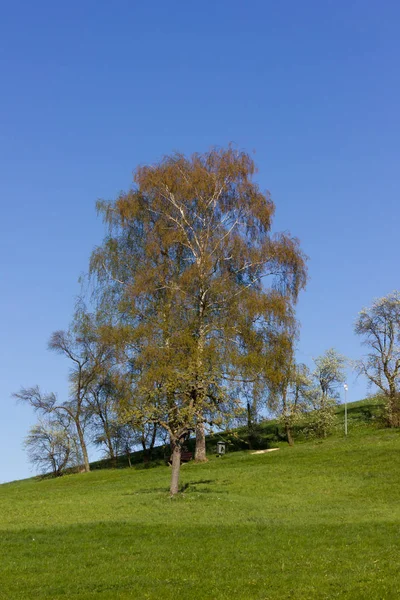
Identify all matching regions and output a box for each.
[355,291,400,426]
[89,147,307,494]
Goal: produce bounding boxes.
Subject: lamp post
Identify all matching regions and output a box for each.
[344,383,348,436]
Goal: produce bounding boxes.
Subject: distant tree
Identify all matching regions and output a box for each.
[136,421,159,464]
[117,424,136,467]
[228,296,297,447]
[313,348,346,401]
[89,147,307,494]
[273,360,313,446]
[309,348,347,437]
[15,308,112,472]
[87,376,121,465]
[241,381,263,449]
[24,415,78,477]
[116,420,159,465]
[266,324,313,445]
[88,374,160,465]
[355,292,400,427]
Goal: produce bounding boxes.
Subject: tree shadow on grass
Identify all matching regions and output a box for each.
[181,479,231,494]
[122,487,169,495]
[122,479,230,496]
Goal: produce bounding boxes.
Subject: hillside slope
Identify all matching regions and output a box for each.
[0,409,399,599]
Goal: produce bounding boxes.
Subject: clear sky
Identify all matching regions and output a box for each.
[1,0,399,483]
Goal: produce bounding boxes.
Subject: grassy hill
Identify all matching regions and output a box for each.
[1,400,399,599]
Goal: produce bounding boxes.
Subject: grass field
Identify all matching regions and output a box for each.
[1,403,400,599]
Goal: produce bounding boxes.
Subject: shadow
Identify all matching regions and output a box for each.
[122,487,169,495]
[180,480,215,493]
[187,479,214,485]
[180,478,231,494]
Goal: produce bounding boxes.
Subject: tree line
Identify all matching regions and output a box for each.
[14,148,400,494]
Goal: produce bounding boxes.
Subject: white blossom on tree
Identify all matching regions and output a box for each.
[307,348,347,437]
[354,291,400,427]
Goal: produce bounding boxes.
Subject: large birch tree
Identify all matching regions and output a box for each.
[90,147,307,494]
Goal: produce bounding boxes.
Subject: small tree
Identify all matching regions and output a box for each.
[309,348,346,437]
[241,381,263,449]
[276,362,313,445]
[24,416,78,477]
[137,422,158,464]
[117,424,137,467]
[87,375,122,466]
[355,292,400,427]
[266,325,313,445]
[47,314,112,471]
[15,309,112,472]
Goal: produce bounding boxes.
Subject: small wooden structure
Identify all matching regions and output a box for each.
[168,450,193,465]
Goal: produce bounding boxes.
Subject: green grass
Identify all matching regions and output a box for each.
[1,402,399,599]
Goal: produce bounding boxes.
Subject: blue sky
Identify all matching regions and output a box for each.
[1,0,399,483]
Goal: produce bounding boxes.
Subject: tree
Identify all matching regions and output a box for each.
[313,348,346,400]
[89,147,307,494]
[24,415,79,477]
[272,360,313,446]
[88,375,160,465]
[15,309,112,472]
[136,421,159,464]
[265,321,313,445]
[116,423,137,467]
[355,291,400,427]
[241,381,263,449]
[87,375,121,465]
[309,348,346,437]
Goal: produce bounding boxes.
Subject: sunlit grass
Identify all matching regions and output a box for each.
[1,403,399,599]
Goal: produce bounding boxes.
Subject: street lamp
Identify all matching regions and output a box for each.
[344,383,348,436]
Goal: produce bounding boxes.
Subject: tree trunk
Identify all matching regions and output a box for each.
[95,401,116,465]
[142,424,158,464]
[247,400,252,448]
[282,388,294,446]
[105,438,117,468]
[170,440,182,496]
[126,445,132,468]
[195,423,207,462]
[387,392,400,427]
[247,400,259,449]
[75,421,90,472]
[149,423,157,460]
[106,435,116,460]
[141,435,150,465]
[285,422,294,446]
[58,446,71,475]
[194,297,207,462]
